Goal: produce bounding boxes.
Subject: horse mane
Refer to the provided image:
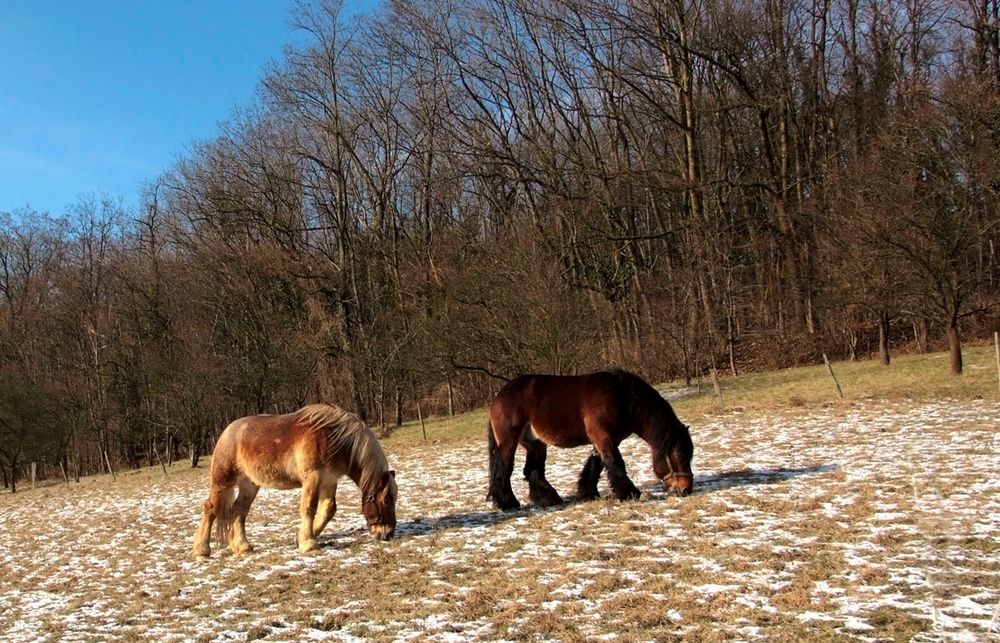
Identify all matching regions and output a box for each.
[603,369,689,457]
[295,404,388,492]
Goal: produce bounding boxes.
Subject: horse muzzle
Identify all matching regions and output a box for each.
[371,524,395,541]
[663,473,693,496]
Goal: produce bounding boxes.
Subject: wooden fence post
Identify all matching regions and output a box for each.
[823,353,844,399]
[154,445,169,476]
[103,451,116,481]
[710,367,724,405]
[30,462,36,490]
[994,332,1000,395]
[417,404,427,441]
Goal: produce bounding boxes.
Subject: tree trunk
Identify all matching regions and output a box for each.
[377,379,386,429]
[877,312,891,366]
[726,315,738,376]
[947,319,963,375]
[913,318,928,353]
[189,440,201,468]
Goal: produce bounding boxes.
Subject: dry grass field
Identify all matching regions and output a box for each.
[2,346,999,641]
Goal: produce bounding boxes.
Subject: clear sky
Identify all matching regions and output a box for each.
[0,1,372,218]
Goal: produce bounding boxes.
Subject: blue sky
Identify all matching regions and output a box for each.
[0,1,373,217]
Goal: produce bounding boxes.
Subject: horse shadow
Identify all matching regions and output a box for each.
[392,501,577,539]
[651,463,839,495]
[340,485,663,542]
[315,499,577,546]
[323,464,839,545]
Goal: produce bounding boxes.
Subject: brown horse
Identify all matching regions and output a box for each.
[193,404,397,558]
[487,369,693,510]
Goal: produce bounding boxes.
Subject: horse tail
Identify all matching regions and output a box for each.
[487,417,501,498]
[487,416,498,466]
[214,485,236,547]
[209,425,239,548]
[486,396,524,510]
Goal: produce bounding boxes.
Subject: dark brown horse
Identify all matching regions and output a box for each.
[487,369,693,510]
[193,404,397,558]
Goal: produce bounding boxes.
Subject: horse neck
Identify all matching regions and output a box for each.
[635,400,674,455]
[343,435,387,495]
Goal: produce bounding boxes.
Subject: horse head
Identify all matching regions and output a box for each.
[655,424,694,496]
[362,470,397,540]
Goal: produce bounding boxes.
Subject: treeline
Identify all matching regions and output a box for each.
[2,0,999,490]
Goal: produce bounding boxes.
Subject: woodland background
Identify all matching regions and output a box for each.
[1,0,999,488]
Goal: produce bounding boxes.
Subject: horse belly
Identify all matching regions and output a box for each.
[249,468,300,490]
[237,448,302,490]
[526,423,589,449]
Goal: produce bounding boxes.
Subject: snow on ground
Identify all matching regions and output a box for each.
[1,399,998,640]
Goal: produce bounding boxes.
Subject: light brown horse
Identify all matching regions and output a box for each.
[193,404,397,558]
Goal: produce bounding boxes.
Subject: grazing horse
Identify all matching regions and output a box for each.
[193,404,397,558]
[487,369,693,510]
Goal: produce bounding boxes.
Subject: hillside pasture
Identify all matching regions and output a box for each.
[2,388,998,641]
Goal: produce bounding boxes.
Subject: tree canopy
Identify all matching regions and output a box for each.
[2,0,999,486]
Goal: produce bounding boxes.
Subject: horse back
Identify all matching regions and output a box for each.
[491,372,631,448]
[214,413,327,490]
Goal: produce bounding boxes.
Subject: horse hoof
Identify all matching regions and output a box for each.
[531,493,564,508]
[613,487,641,501]
[298,539,318,553]
[488,493,521,511]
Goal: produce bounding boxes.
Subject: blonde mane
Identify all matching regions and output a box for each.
[295,404,388,492]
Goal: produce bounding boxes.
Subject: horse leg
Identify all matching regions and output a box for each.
[192,482,229,558]
[487,419,521,511]
[311,482,338,539]
[297,471,321,553]
[593,439,641,501]
[522,439,563,507]
[228,477,259,555]
[576,449,604,501]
